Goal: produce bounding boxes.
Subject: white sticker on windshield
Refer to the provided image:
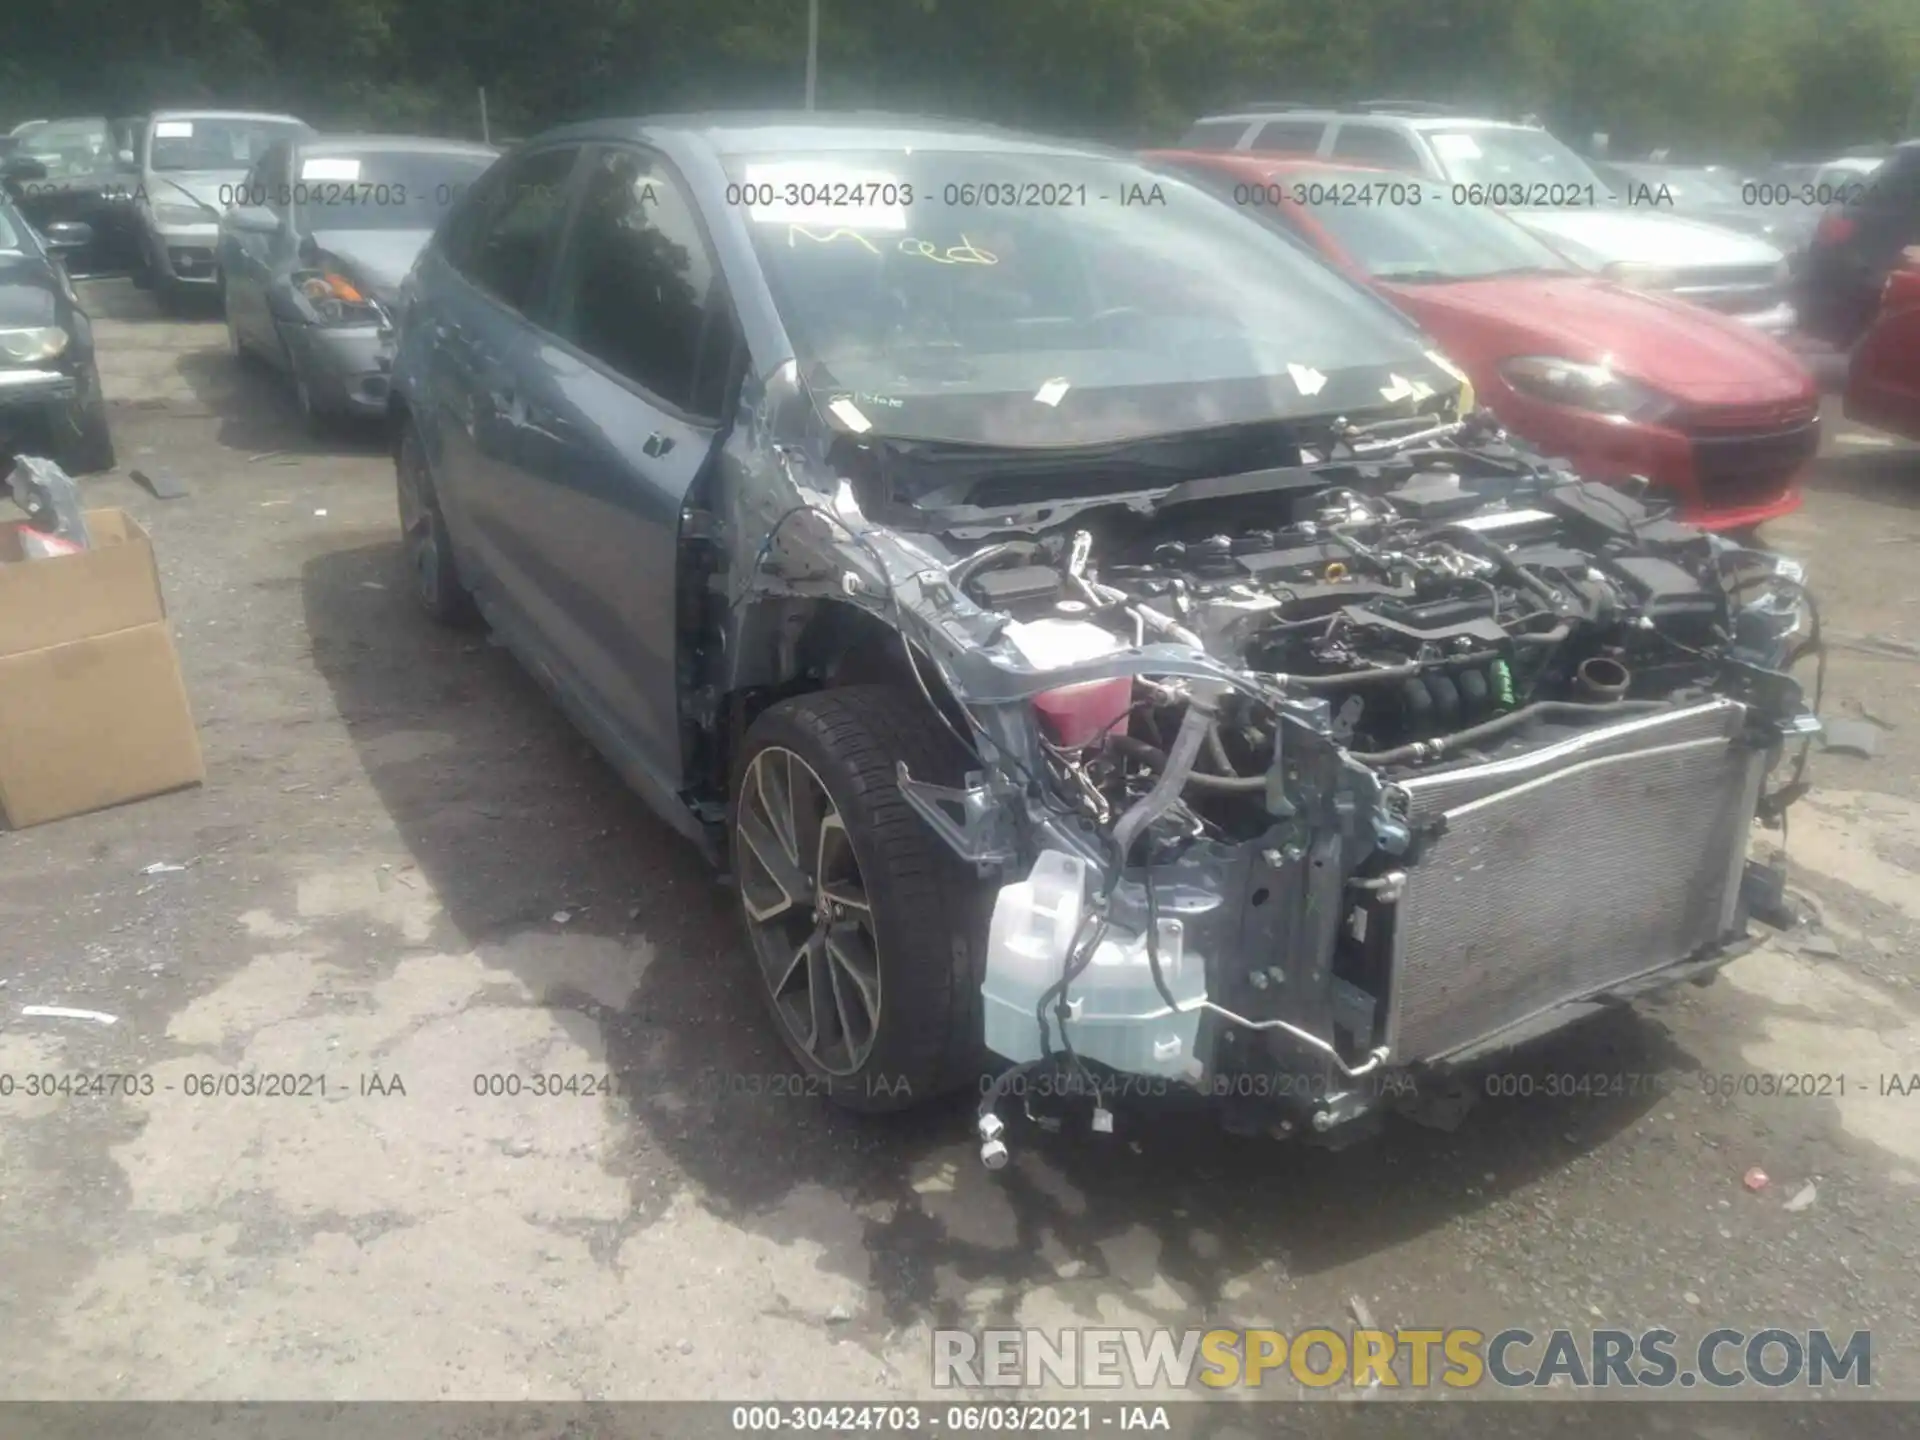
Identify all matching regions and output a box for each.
[828,397,873,433]
[153,120,195,138]
[1033,378,1071,407]
[1430,132,1483,161]
[742,163,909,232]
[301,157,362,181]
[1287,363,1327,397]
[1379,373,1416,403]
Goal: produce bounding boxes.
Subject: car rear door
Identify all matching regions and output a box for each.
[491,142,740,791]
[411,144,582,613]
[220,141,290,355]
[1845,251,1920,440]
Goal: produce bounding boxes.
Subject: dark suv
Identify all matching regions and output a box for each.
[1796,141,1920,347]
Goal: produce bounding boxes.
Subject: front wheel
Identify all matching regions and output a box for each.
[395,422,478,626]
[53,366,116,474]
[730,686,990,1112]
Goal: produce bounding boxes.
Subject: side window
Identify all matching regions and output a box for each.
[1248,120,1326,155]
[457,146,581,312]
[256,144,290,211]
[1181,120,1254,150]
[1329,125,1423,171]
[547,146,723,414]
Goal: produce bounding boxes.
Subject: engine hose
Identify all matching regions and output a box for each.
[948,539,1043,591]
[1282,625,1567,690]
[1490,657,1516,710]
[1347,699,1668,766]
[1438,525,1568,615]
[1109,684,1227,860]
[1109,735,1269,792]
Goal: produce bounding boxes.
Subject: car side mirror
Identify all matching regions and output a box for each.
[42,221,93,250]
[227,205,281,235]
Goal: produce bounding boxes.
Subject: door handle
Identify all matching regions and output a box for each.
[641,432,675,458]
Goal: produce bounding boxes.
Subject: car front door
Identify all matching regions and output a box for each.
[221,142,292,356]
[415,144,583,617]
[1846,250,1920,440]
[492,143,739,791]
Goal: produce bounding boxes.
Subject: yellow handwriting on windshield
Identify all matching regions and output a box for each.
[899,235,998,265]
[783,227,998,265]
[786,225,882,253]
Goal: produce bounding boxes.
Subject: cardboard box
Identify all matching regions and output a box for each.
[0,507,204,828]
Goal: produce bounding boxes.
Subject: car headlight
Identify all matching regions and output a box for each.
[0,326,70,363]
[1498,356,1675,421]
[1603,262,1679,291]
[293,270,384,326]
[153,202,209,226]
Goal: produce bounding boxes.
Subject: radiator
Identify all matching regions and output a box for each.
[1383,700,1766,1063]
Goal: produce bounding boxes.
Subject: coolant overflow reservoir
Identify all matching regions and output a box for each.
[982,851,1088,1065]
[981,850,1208,1079]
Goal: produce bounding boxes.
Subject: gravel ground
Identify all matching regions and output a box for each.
[1,279,1918,1414]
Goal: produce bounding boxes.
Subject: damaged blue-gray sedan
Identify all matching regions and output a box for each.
[388,116,1821,1163]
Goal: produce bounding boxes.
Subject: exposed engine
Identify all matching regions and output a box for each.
[950,456,1811,829]
[919,439,1818,1161]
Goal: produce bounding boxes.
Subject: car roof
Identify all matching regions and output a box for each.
[149,109,307,125]
[297,133,498,158]
[1195,108,1538,132]
[533,111,1122,161]
[1146,150,1396,181]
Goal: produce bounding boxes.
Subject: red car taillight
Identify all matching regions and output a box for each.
[1814,212,1856,247]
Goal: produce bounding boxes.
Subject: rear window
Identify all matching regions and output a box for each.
[150,117,304,173]
[1248,120,1325,154]
[289,149,497,231]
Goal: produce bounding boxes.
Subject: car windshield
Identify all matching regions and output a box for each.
[151,118,303,173]
[10,118,118,182]
[294,149,496,231]
[727,149,1443,447]
[1426,127,1607,197]
[1284,168,1576,281]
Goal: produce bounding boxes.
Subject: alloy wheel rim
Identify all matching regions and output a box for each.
[736,745,882,1076]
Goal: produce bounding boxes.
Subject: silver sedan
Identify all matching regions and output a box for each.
[216,134,498,430]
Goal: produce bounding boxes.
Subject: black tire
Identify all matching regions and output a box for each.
[729,685,990,1113]
[395,422,479,626]
[53,368,116,474]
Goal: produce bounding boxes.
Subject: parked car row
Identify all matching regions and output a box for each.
[1148,150,1821,531]
[0,183,116,473]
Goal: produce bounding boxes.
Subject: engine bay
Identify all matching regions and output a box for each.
[944,443,1812,837]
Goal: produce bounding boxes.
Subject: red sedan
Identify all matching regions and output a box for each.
[1147,152,1821,530]
[1846,247,1920,441]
